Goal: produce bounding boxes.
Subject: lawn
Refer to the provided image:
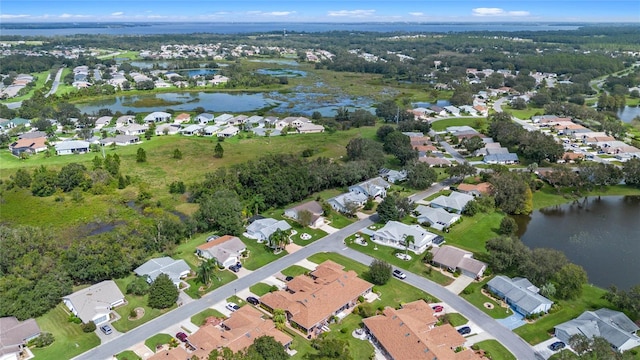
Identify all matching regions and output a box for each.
[431,117,484,131]
[324,314,375,360]
[475,340,516,360]
[249,282,275,296]
[324,212,355,229]
[281,265,310,278]
[514,284,613,345]
[442,210,505,254]
[287,328,316,360]
[460,278,511,319]
[144,333,173,352]
[0,70,50,104]
[289,226,328,246]
[345,235,453,286]
[32,303,101,360]
[112,276,177,332]
[500,105,545,120]
[191,308,226,326]
[116,350,142,360]
[184,270,237,299]
[445,313,469,327]
[307,252,440,307]
[241,236,288,270]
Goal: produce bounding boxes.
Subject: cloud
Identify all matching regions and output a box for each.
[409,12,424,16]
[472,8,530,17]
[327,9,375,17]
[111,12,124,16]
[0,14,30,19]
[264,11,294,16]
[59,13,91,18]
[147,15,167,19]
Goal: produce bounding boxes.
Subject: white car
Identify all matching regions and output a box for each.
[226,302,240,312]
[393,269,407,279]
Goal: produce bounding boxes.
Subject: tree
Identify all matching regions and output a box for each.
[377,195,400,223]
[446,163,477,178]
[194,190,244,235]
[554,264,588,300]
[12,168,32,188]
[510,97,527,110]
[272,309,286,330]
[148,273,179,309]
[136,148,147,163]
[197,259,214,286]
[268,228,289,252]
[568,334,590,356]
[368,259,392,285]
[383,131,417,165]
[310,338,352,360]
[376,124,395,141]
[498,216,518,236]
[403,235,415,256]
[30,166,58,197]
[57,163,88,192]
[81,321,96,333]
[485,236,531,273]
[623,158,640,187]
[126,276,150,295]
[462,136,485,153]
[173,148,183,159]
[214,143,224,158]
[104,154,120,176]
[246,336,289,360]
[490,172,533,215]
[540,282,556,299]
[406,162,437,190]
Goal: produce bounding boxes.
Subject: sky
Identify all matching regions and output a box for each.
[1,0,639,23]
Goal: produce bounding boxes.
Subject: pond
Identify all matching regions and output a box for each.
[186,69,217,78]
[618,105,640,123]
[514,196,640,290]
[256,69,307,77]
[249,59,300,66]
[412,100,452,108]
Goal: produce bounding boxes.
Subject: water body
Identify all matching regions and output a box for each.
[256,69,307,77]
[77,92,279,114]
[514,196,640,290]
[249,59,299,66]
[618,105,640,123]
[0,23,582,37]
[187,69,217,77]
[412,100,452,108]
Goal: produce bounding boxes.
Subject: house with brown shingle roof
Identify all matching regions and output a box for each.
[430,245,487,279]
[456,182,492,197]
[284,201,324,227]
[260,260,373,336]
[184,305,292,359]
[196,235,246,268]
[9,137,47,156]
[363,300,482,360]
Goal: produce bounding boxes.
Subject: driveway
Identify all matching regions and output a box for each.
[318,223,339,234]
[497,311,526,330]
[95,323,122,344]
[445,275,474,295]
[533,337,567,359]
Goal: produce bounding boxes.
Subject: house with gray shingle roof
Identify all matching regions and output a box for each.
[349,177,391,199]
[55,140,90,155]
[327,192,368,214]
[134,257,191,287]
[62,280,125,324]
[144,111,171,123]
[486,276,553,316]
[555,309,640,352]
[0,317,41,359]
[195,113,215,124]
[414,205,460,231]
[430,245,486,279]
[430,191,474,214]
[245,218,291,242]
[372,221,441,254]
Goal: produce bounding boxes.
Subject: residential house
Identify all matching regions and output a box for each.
[210,75,229,85]
[9,137,47,156]
[217,125,240,138]
[181,124,203,136]
[18,131,47,140]
[430,191,474,214]
[349,177,391,199]
[134,257,191,287]
[118,124,148,136]
[363,301,481,360]
[260,261,373,336]
[459,105,477,116]
[419,156,452,167]
[143,111,172,123]
[284,201,324,227]
[115,115,134,127]
[200,125,219,136]
[55,140,90,155]
[297,123,325,134]
[246,115,264,126]
[414,205,460,231]
[327,192,368,214]
[444,105,461,116]
[0,317,41,360]
[430,106,447,116]
[111,134,139,146]
[554,309,640,353]
[155,123,181,136]
[62,280,125,325]
[195,113,215,124]
[430,245,487,279]
[174,113,191,124]
[245,218,292,242]
[147,347,190,360]
[229,115,248,125]
[94,116,112,130]
[168,306,291,360]
[0,118,30,132]
[252,127,281,137]
[456,182,492,197]
[483,153,519,164]
[195,235,246,268]
[371,221,441,254]
[215,113,234,125]
[379,168,407,184]
[486,276,553,316]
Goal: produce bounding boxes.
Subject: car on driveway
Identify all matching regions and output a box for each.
[229,263,242,273]
[176,332,188,342]
[226,302,240,312]
[285,276,294,281]
[246,296,260,305]
[99,324,113,335]
[432,305,444,313]
[548,341,565,351]
[392,269,406,279]
[457,326,471,335]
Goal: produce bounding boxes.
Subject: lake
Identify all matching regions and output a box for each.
[618,105,640,123]
[514,196,640,290]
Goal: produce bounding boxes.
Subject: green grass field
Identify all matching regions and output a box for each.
[441,210,505,254]
[249,283,274,296]
[144,333,173,351]
[116,350,141,360]
[32,303,101,360]
[445,312,469,327]
[281,265,309,278]
[0,70,50,104]
[190,308,226,326]
[475,340,516,360]
[431,117,484,131]
[500,105,545,120]
[460,278,512,319]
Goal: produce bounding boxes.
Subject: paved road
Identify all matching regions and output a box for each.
[75,181,540,360]
[439,140,467,164]
[45,67,64,98]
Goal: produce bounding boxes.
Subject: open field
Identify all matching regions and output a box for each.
[32,304,101,360]
[431,117,484,131]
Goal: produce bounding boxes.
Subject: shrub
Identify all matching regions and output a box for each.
[81,321,96,333]
[130,309,138,318]
[127,276,150,296]
[68,315,82,324]
[471,344,480,351]
[358,295,365,303]
[340,328,348,334]
[462,287,474,295]
[269,285,279,293]
[30,332,55,348]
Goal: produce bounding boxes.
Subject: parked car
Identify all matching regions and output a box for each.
[206,235,219,242]
[99,324,113,335]
[285,276,294,281]
[432,305,444,312]
[246,296,260,305]
[176,332,188,342]
[393,269,406,279]
[457,326,471,335]
[226,302,240,312]
[229,263,242,273]
[548,341,565,351]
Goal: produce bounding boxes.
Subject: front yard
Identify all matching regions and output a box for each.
[184,270,237,299]
[191,308,226,327]
[249,282,275,296]
[32,303,100,360]
[112,276,177,332]
[144,333,173,352]
[460,278,511,319]
[475,340,516,360]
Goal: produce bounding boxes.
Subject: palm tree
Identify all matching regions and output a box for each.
[269,228,289,252]
[403,235,415,257]
[197,259,213,286]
